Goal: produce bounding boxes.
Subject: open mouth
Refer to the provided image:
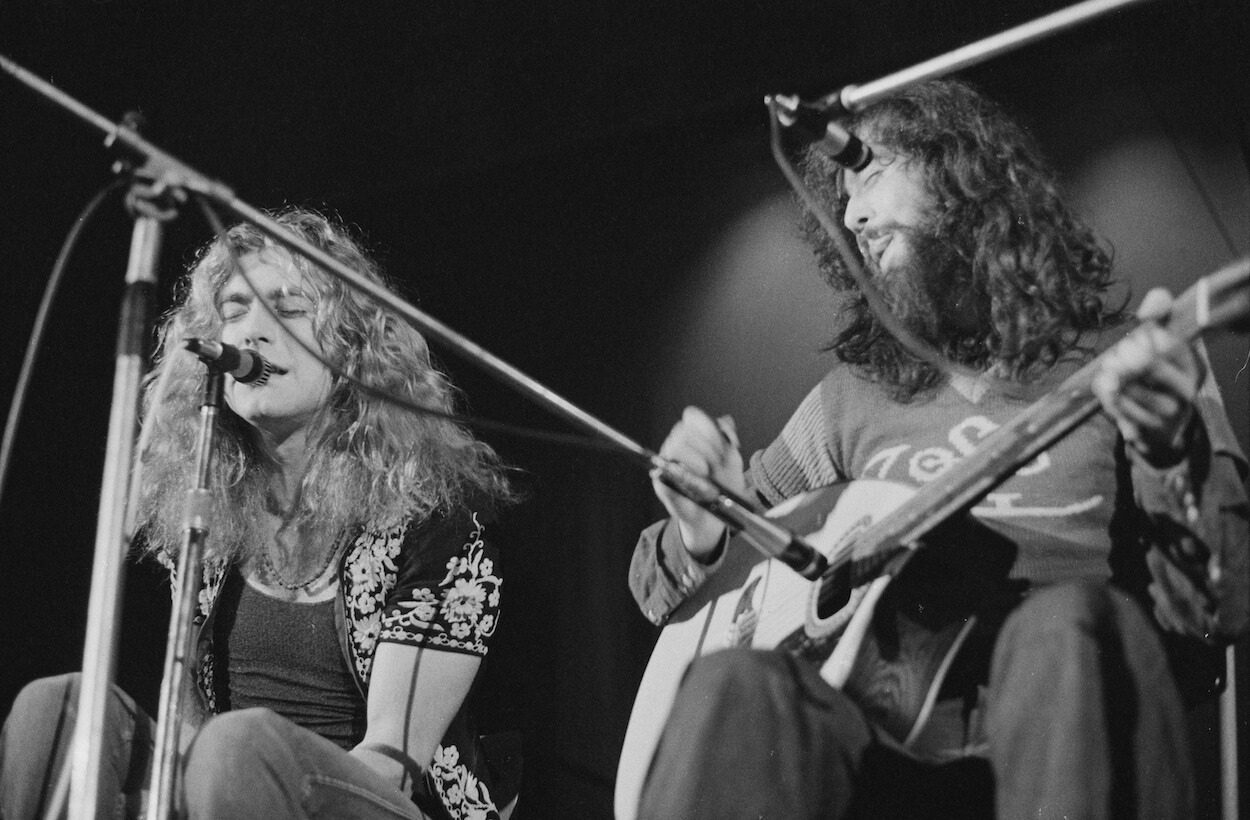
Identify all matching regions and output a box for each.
[239,362,286,386]
[858,233,890,266]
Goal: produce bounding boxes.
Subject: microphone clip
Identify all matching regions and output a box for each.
[768,93,872,172]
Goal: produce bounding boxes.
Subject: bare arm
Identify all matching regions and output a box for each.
[350,643,481,791]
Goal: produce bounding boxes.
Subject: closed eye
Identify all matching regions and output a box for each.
[274,294,316,318]
[220,299,249,322]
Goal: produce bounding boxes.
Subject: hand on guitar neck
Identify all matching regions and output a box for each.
[651,406,748,560]
[1091,288,1205,469]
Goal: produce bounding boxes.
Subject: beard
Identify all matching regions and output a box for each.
[857,225,985,352]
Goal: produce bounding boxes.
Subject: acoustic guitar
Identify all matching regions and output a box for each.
[614,258,1249,820]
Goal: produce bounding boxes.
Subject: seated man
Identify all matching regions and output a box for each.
[628,80,1248,819]
[1,209,517,820]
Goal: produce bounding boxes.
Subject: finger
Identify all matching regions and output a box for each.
[650,466,722,536]
[1115,387,1180,432]
[661,428,731,474]
[1105,400,1150,453]
[658,412,710,458]
[1116,381,1186,421]
[671,407,739,466]
[681,405,726,440]
[1136,323,1199,375]
[1133,360,1197,405]
[1102,327,1199,396]
[716,415,740,450]
[1105,388,1193,457]
[1109,330,1159,377]
[1118,329,1200,400]
[1090,367,1120,408]
[1136,287,1174,322]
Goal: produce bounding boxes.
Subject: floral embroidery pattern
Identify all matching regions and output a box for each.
[197,651,218,714]
[342,522,408,683]
[157,549,227,627]
[381,513,501,654]
[192,558,230,714]
[430,744,499,820]
[196,560,229,622]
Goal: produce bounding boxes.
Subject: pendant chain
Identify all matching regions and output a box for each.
[262,543,340,590]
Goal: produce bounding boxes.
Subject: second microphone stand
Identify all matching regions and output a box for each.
[145,361,224,820]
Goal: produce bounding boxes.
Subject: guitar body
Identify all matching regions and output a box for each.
[614,480,1018,820]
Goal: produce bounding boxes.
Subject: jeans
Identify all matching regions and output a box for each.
[637,581,1193,820]
[986,582,1192,819]
[0,674,429,820]
[0,673,152,820]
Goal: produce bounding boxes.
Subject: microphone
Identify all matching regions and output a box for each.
[768,93,872,171]
[183,338,273,384]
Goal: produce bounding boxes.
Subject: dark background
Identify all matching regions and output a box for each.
[1,1,1247,818]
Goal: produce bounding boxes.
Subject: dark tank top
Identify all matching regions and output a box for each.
[212,568,367,748]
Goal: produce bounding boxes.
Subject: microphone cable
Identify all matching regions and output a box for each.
[0,179,125,514]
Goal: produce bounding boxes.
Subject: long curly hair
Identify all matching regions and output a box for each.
[800,79,1127,401]
[135,208,515,562]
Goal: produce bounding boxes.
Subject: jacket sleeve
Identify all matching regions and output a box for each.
[378,504,502,658]
[1132,364,1249,644]
[628,519,729,626]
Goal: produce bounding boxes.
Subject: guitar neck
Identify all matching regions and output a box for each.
[845,256,1249,583]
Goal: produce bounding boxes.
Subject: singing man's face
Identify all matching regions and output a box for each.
[216,251,334,443]
[841,146,935,278]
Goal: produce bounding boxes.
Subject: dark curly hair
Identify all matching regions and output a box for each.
[801,79,1127,401]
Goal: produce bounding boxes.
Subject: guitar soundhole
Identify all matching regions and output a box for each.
[815,563,852,620]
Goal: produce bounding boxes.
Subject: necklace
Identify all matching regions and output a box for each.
[261,543,340,590]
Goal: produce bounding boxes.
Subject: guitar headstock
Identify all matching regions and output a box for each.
[1168,257,1250,339]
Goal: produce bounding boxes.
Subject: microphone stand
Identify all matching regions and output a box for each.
[818,0,1152,116]
[66,202,162,820]
[146,367,223,820]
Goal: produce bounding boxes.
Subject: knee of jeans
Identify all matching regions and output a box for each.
[184,709,285,780]
[11,673,82,715]
[1001,581,1114,643]
[683,648,846,712]
[685,648,781,691]
[3,674,79,752]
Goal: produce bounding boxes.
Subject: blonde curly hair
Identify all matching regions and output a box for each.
[135,208,514,562]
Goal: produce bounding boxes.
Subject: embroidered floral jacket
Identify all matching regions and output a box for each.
[178,503,505,820]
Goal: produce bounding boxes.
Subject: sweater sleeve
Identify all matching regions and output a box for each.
[748,378,845,506]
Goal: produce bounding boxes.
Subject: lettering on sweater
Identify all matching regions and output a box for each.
[860,414,1101,519]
